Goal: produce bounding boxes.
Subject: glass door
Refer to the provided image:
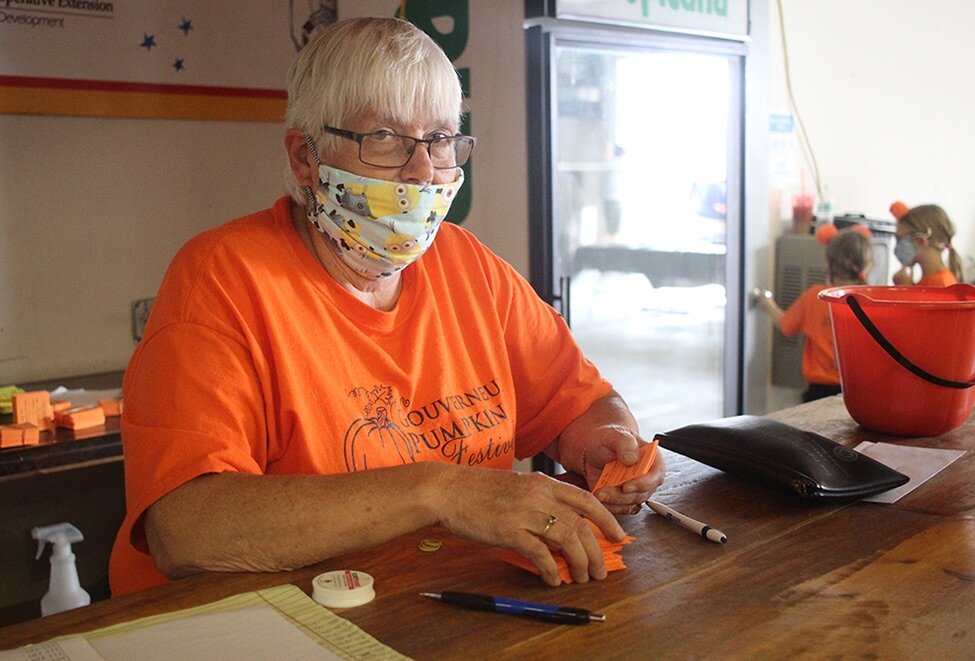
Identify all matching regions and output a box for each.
[532,31,744,437]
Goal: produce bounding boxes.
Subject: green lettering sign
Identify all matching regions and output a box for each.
[397,1,472,224]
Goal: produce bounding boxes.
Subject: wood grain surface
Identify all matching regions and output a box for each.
[2,396,973,659]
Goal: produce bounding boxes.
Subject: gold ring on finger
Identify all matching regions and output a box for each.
[542,514,558,537]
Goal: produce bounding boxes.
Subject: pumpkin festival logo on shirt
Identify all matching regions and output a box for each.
[342,380,514,472]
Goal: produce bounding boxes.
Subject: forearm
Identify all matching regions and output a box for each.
[145,462,447,578]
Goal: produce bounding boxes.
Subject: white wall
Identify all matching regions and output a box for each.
[766,0,975,260]
[0,115,283,383]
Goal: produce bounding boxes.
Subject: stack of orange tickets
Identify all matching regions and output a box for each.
[501,440,659,583]
[501,521,635,584]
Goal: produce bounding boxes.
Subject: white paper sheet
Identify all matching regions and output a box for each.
[854,441,966,503]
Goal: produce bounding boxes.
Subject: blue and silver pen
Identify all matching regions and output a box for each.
[420,591,605,624]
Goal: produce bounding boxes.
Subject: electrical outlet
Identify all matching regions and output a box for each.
[131,298,155,342]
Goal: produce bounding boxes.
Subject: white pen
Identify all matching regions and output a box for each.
[644,500,728,544]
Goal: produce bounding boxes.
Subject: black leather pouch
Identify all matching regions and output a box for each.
[655,415,909,501]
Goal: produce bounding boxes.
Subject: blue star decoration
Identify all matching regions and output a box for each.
[140,33,156,50]
[178,17,192,35]
[173,58,185,72]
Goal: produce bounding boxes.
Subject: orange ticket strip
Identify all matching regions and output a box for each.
[591,440,659,492]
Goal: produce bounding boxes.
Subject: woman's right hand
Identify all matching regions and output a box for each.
[430,464,624,586]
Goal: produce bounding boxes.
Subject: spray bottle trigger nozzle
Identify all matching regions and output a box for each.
[31,523,84,560]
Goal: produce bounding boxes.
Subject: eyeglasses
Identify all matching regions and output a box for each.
[322,126,475,169]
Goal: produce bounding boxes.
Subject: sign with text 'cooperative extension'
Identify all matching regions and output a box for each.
[556,0,748,38]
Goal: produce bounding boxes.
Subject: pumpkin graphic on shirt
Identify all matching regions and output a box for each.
[343,386,415,472]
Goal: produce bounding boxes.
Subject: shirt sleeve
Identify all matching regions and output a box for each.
[118,222,278,552]
[778,287,813,337]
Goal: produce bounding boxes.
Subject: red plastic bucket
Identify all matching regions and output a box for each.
[819,284,975,436]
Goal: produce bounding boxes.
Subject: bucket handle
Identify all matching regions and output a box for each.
[846,295,975,389]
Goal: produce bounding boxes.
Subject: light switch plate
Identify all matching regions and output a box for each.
[131,298,155,342]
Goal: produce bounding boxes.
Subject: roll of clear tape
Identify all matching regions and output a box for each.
[312,569,375,608]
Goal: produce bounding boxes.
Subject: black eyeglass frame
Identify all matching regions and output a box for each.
[321,125,475,169]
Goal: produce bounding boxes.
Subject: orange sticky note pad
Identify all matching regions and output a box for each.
[0,423,39,447]
[592,440,659,493]
[98,398,123,417]
[12,390,51,426]
[14,423,40,445]
[56,405,106,430]
[0,425,23,448]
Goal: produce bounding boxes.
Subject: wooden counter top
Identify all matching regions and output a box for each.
[2,396,973,658]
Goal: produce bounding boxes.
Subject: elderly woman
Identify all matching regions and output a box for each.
[109,16,664,596]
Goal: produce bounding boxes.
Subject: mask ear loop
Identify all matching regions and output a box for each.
[303,134,322,217]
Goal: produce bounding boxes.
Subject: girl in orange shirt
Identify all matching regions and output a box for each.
[889,201,963,286]
[756,226,873,402]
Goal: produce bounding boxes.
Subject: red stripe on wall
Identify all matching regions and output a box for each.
[0,75,286,99]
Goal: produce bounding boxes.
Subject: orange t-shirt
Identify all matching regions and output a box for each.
[778,284,840,386]
[918,269,958,287]
[109,197,611,595]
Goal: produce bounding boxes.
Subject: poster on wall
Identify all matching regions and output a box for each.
[0,1,339,121]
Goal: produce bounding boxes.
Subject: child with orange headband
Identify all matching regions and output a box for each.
[889,201,962,286]
[756,225,873,402]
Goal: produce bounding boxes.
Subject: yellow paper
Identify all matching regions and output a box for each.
[6,585,407,661]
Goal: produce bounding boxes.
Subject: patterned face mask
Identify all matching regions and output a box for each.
[304,141,464,279]
[894,235,917,267]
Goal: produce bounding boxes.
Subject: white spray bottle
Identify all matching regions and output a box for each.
[31,522,91,616]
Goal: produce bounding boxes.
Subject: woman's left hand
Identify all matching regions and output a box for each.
[580,424,666,515]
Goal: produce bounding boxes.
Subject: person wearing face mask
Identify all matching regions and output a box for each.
[108,17,665,596]
[755,225,874,402]
[890,201,963,286]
